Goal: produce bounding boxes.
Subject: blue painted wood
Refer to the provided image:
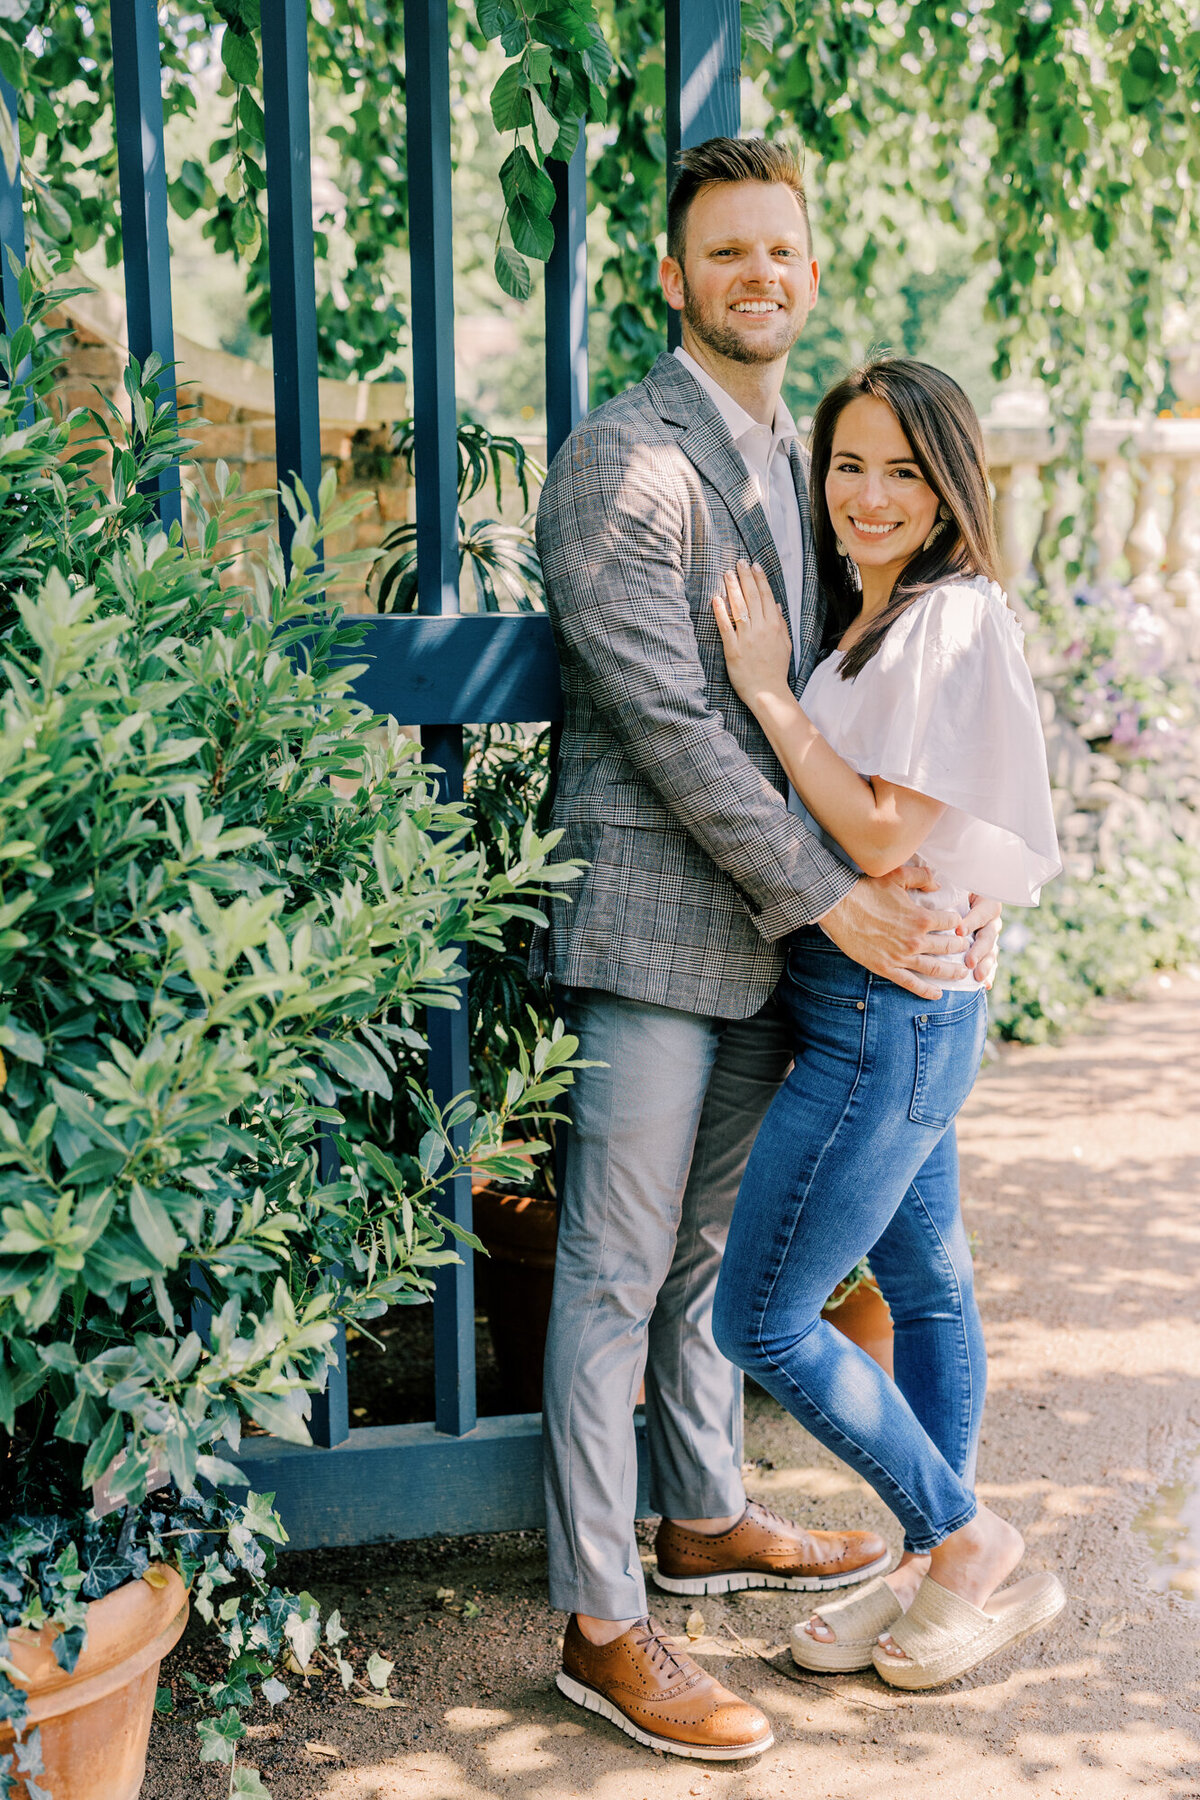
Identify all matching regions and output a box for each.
[339,614,562,726]
[261,0,323,568]
[666,0,742,162]
[111,0,181,530]
[664,0,742,351]
[0,79,31,426]
[424,725,476,1440]
[403,1,478,1441]
[545,135,588,461]
[404,0,460,617]
[231,1412,652,1549]
[310,1132,350,1448]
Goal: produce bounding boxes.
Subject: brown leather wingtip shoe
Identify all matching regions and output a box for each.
[556,1615,774,1761]
[653,1499,891,1596]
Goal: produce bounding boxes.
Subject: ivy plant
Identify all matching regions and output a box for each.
[3,2,1198,414]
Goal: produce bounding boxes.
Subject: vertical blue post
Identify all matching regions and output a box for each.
[665,0,742,350]
[544,134,588,460]
[261,0,323,569]
[543,133,588,1215]
[261,0,346,1443]
[309,1134,350,1448]
[405,0,475,1438]
[111,0,181,530]
[0,78,32,425]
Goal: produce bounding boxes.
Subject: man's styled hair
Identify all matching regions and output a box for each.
[666,136,811,266]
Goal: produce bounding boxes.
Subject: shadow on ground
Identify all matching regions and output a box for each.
[145,983,1200,1800]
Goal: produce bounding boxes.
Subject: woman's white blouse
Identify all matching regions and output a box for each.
[797,576,1062,928]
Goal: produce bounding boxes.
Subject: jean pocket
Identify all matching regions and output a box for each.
[909,995,987,1129]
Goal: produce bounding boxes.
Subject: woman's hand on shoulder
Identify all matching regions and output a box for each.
[712,561,793,709]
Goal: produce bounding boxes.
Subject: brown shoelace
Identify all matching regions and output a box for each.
[743,1500,795,1532]
[631,1617,694,1682]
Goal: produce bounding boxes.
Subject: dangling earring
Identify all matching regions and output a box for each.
[922,502,952,553]
[835,538,849,557]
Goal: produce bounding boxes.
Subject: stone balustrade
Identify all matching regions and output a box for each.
[982,404,1200,619]
[981,389,1200,886]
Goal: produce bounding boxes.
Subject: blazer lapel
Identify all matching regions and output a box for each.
[788,439,823,691]
[644,357,792,643]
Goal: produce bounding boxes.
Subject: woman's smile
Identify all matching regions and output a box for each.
[825,395,941,597]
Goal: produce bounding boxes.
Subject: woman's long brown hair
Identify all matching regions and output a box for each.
[809,357,1000,680]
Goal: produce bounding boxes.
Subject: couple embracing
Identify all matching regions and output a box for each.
[534,137,1064,1762]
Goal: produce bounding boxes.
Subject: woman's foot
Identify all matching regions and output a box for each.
[876,1508,1024,1663]
[801,1550,928,1645]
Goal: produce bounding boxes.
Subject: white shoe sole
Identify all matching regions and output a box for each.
[652,1550,891,1597]
[555,1671,774,1761]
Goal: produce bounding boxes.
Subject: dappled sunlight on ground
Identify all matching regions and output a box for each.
[145,984,1200,1799]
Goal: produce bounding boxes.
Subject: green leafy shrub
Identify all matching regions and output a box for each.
[989,838,1200,1044]
[0,280,580,1794]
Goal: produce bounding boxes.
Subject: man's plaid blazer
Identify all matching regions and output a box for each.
[534,352,859,1020]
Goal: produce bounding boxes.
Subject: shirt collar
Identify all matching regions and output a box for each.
[673,346,800,450]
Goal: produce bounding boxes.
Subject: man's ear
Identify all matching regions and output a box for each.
[660,254,685,314]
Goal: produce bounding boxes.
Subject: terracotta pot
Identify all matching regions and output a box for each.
[823,1280,895,1378]
[0,1564,188,1800]
[471,1186,559,1413]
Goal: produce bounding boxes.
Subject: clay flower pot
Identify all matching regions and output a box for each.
[823,1279,895,1378]
[471,1186,559,1414]
[0,1563,188,1800]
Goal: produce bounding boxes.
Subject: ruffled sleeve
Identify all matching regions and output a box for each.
[806,578,1061,904]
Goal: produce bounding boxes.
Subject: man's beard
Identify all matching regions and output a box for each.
[681,276,802,366]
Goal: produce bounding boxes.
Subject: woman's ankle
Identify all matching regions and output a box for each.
[927,1508,1024,1606]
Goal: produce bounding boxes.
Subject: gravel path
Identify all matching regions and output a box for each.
[146,979,1200,1800]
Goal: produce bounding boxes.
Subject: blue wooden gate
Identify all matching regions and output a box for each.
[1,0,743,1549]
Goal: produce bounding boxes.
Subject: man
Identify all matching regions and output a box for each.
[536,137,1001,1761]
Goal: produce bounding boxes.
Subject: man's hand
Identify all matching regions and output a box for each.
[816,864,968,1001]
[962,893,1002,988]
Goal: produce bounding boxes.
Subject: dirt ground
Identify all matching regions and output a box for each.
[145,978,1200,1800]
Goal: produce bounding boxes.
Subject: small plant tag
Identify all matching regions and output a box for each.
[90,1452,170,1519]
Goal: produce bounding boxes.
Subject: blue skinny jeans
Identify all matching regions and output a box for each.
[713,927,989,1553]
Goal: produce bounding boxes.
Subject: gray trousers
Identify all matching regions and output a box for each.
[542,987,792,1619]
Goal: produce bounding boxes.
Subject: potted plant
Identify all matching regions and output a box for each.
[372,418,546,614]
[822,1262,894,1376]
[0,281,580,1797]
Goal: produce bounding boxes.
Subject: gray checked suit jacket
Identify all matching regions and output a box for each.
[535,352,859,1020]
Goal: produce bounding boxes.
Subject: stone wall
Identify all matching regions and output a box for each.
[48,295,410,615]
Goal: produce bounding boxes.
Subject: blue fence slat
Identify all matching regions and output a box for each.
[233,1413,653,1549]
[261,0,323,568]
[111,0,181,530]
[664,0,742,352]
[405,0,460,618]
[544,135,588,460]
[309,1134,350,1448]
[341,614,563,726]
[0,78,31,425]
[404,0,476,1440]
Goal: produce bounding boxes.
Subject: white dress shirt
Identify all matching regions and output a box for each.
[673,346,806,673]
[674,346,808,812]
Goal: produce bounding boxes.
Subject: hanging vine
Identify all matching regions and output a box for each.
[0,1,1197,413]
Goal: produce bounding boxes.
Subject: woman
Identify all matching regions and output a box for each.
[709,357,1063,1690]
